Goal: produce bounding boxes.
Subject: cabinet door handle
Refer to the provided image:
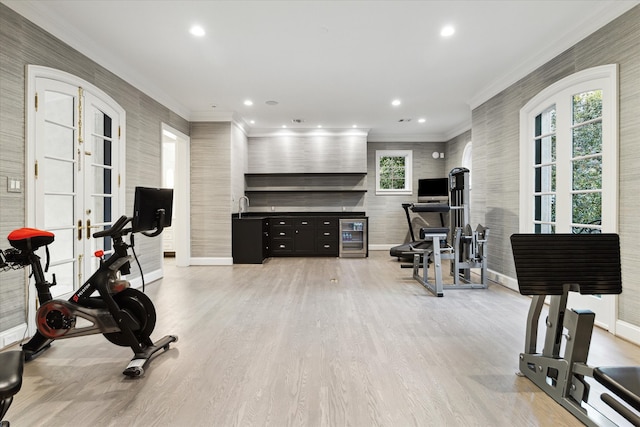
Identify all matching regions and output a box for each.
[324,221,330,225]
[279,221,285,225]
[279,232,285,236]
[324,244,330,248]
[324,232,330,236]
[279,244,285,248]
[301,221,308,225]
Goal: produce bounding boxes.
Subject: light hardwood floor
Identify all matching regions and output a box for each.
[4,252,640,426]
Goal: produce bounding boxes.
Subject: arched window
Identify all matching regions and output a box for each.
[519,64,618,234]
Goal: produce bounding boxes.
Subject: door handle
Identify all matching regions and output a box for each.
[86,219,99,239]
[78,219,83,240]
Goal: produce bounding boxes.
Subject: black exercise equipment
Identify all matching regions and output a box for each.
[1,187,177,378]
[511,233,640,427]
[389,202,450,259]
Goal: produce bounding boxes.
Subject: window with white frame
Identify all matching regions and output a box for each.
[376,150,412,195]
[519,64,618,234]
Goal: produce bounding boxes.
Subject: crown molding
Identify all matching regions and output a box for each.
[247,128,369,138]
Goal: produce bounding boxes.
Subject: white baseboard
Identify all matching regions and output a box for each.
[615,319,640,346]
[0,323,28,349]
[369,244,395,251]
[487,269,519,292]
[128,268,164,289]
[190,257,233,266]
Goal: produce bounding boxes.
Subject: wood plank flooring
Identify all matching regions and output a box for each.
[4,252,640,426]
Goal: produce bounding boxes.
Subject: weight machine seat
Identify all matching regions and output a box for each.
[510,233,622,296]
[0,351,23,399]
[594,366,640,412]
[419,227,449,238]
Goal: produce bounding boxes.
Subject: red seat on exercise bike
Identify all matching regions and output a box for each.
[7,228,54,251]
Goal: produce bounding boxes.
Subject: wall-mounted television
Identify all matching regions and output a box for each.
[418,178,449,203]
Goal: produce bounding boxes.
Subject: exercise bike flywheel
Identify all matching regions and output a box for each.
[103,288,157,347]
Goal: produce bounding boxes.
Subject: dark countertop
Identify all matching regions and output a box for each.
[232,212,366,219]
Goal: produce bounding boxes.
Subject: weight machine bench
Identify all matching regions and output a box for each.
[511,233,640,427]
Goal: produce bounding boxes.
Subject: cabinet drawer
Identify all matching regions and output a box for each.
[294,218,315,227]
[273,218,293,227]
[272,239,293,253]
[317,241,338,254]
[319,218,337,228]
[272,228,293,238]
[318,229,336,239]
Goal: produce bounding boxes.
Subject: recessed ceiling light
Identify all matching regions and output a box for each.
[282,125,287,128]
[190,25,205,37]
[352,124,357,128]
[418,118,426,123]
[441,25,455,37]
[244,100,253,106]
[391,99,401,106]
[250,120,255,124]
[317,125,322,128]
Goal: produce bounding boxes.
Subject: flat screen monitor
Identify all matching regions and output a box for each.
[132,187,173,233]
[418,178,449,203]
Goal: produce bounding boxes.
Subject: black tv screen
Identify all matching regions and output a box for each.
[132,187,173,233]
[418,178,449,198]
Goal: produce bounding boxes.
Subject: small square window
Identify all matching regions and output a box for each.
[376,150,412,195]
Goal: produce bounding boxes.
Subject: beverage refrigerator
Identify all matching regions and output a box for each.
[339,218,368,258]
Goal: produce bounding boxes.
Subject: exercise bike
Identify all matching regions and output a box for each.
[0,187,177,379]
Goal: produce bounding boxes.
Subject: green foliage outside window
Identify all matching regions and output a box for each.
[379,156,406,190]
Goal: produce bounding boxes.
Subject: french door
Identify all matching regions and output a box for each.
[28,67,125,300]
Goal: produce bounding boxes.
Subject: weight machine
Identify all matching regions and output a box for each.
[408,167,489,296]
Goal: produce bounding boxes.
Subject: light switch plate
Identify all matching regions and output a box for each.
[7,177,22,193]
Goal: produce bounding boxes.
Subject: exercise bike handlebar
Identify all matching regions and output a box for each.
[92,215,133,239]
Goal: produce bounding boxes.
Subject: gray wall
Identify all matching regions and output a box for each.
[470,5,640,327]
[0,4,189,333]
[366,141,448,246]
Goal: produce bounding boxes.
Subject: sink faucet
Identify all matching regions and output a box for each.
[239,196,250,218]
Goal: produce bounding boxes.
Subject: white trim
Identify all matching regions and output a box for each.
[0,323,28,349]
[615,320,640,346]
[375,150,413,196]
[369,244,397,251]
[127,268,164,290]
[190,257,234,266]
[487,270,519,293]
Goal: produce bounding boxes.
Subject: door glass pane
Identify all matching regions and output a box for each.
[44,122,75,158]
[44,195,74,228]
[535,135,556,165]
[48,262,75,296]
[572,157,602,190]
[534,165,555,193]
[534,195,555,222]
[48,229,74,263]
[92,165,112,195]
[44,158,74,193]
[572,192,601,225]
[90,195,112,223]
[573,121,602,157]
[44,91,74,127]
[573,90,602,124]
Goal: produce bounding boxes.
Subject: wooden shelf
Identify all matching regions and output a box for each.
[246,187,367,193]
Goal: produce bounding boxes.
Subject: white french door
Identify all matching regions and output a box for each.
[28,67,125,301]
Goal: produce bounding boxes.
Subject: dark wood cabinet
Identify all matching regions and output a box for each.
[233,214,362,262]
[232,218,269,264]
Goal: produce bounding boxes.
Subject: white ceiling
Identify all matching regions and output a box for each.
[3,0,638,141]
